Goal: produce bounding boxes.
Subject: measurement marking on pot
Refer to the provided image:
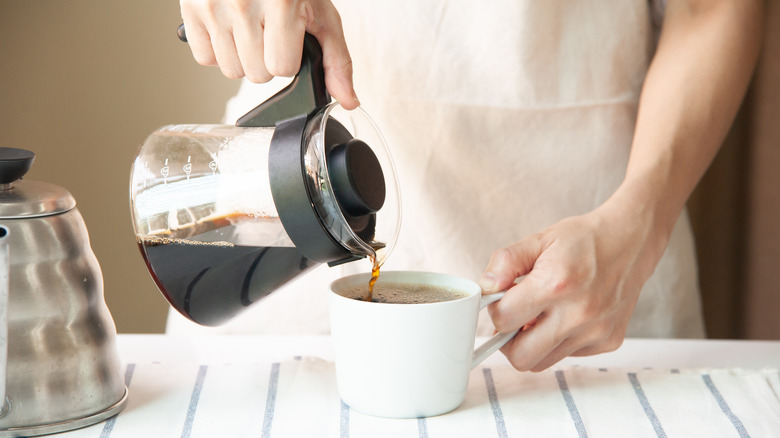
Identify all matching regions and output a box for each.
[161,158,170,183]
[184,156,192,180]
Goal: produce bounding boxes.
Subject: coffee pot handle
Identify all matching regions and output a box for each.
[176,24,330,128]
[471,292,520,369]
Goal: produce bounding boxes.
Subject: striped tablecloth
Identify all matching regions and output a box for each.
[56,355,779,438]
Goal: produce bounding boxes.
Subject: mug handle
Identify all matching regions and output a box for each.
[471,292,519,369]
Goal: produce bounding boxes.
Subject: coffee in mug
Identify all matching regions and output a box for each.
[330,271,519,418]
[337,281,469,304]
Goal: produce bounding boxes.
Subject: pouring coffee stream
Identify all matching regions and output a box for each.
[130,32,400,325]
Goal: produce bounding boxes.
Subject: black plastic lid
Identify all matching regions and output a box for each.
[328,139,386,217]
[268,113,385,264]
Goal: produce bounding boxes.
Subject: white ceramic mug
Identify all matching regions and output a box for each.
[329,271,518,418]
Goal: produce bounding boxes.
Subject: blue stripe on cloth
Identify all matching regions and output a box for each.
[555,370,588,438]
[262,363,281,438]
[483,368,508,438]
[417,417,429,438]
[702,374,751,438]
[99,363,136,438]
[628,372,667,438]
[123,364,137,389]
[340,399,350,438]
[181,365,208,438]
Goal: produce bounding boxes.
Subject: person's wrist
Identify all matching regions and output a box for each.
[599,181,677,260]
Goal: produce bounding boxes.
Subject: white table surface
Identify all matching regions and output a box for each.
[117,334,780,369]
[39,336,780,438]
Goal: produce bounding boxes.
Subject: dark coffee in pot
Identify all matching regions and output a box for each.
[137,215,316,326]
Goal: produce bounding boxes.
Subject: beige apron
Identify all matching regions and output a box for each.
[167,0,705,338]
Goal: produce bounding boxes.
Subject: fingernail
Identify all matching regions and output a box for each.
[479,272,496,292]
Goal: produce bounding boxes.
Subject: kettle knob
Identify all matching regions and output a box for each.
[0,147,35,185]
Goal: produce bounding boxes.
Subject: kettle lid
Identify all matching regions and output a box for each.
[0,147,75,218]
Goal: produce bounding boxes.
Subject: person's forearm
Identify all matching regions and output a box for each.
[613,0,763,241]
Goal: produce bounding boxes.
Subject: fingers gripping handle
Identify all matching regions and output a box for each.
[472,293,519,369]
[176,24,330,127]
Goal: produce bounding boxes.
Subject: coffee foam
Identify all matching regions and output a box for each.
[339,281,468,304]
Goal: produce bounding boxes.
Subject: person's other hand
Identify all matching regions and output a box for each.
[479,197,668,372]
[180,0,359,109]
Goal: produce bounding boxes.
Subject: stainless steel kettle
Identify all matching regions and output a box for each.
[0,148,127,437]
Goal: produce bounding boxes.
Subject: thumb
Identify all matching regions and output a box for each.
[479,236,543,293]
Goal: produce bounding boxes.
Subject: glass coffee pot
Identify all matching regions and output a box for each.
[129,35,401,326]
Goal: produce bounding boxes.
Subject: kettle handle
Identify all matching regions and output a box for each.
[176,24,331,127]
[0,226,8,417]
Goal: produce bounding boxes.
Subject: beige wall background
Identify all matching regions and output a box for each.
[0,0,238,332]
[687,1,780,340]
[1,1,778,337]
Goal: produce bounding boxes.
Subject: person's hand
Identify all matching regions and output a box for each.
[479,194,669,372]
[179,0,359,109]
[477,0,762,373]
